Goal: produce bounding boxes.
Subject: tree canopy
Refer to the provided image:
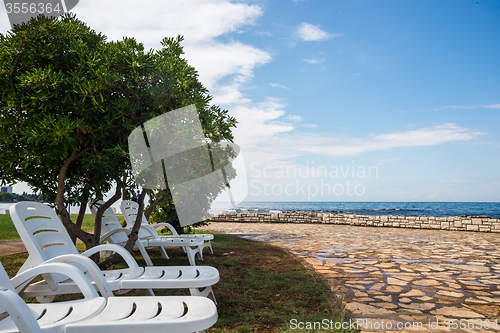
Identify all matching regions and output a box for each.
[0,14,236,253]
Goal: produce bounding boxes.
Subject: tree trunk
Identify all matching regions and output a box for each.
[98,188,147,270]
[71,194,89,244]
[144,190,165,220]
[55,149,95,250]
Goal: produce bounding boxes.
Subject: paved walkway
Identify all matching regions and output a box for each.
[0,239,26,256]
[200,222,500,333]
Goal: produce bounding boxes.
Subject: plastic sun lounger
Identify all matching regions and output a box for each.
[0,261,217,333]
[120,200,214,260]
[9,202,218,302]
[89,201,202,266]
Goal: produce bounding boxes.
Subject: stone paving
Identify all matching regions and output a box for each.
[200,222,500,332]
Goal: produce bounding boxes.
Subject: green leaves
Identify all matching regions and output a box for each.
[0,14,236,242]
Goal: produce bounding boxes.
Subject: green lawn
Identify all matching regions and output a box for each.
[0,213,123,241]
[0,232,355,332]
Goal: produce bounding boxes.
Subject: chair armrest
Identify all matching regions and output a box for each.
[38,255,114,299]
[139,224,160,238]
[0,288,42,333]
[11,263,99,299]
[81,244,139,269]
[153,223,179,235]
[99,227,132,243]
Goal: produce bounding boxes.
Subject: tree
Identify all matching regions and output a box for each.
[0,14,236,261]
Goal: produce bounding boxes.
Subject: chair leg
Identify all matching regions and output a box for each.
[197,246,204,261]
[159,246,169,259]
[189,287,216,304]
[135,242,154,266]
[186,247,198,266]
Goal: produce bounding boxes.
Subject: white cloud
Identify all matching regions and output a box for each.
[186,41,271,90]
[0,1,271,95]
[70,0,262,46]
[286,115,303,123]
[377,158,400,166]
[296,22,341,41]
[230,98,295,153]
[436,103,500,110]
[481,104,500,109]
[270,83,290,89]
[252,123,485,158]
[303,57,325,64]
[437,105,476,110]
[257,31,272,37]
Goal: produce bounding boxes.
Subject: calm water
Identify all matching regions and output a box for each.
[3,202,500,218]
[214,202,500,218]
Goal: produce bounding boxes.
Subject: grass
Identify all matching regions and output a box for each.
[0,232,355,332]
[0,214,118,241]
[0,214,20,241]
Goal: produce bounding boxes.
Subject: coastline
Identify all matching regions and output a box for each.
[210,211,500,233]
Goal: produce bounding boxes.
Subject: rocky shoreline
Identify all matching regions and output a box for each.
[210,211,500,233]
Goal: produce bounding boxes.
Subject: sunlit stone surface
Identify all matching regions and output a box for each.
[201,222,500,332]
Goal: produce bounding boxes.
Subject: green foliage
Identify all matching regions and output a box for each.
[0,14,236,245]
[0,192,39,202]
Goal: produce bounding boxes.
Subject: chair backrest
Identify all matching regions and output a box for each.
[120,200,149,226]
[89,201,130,244]
[10,202,80,280]
[120,200,152,242]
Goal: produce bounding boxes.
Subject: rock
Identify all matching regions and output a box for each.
[385,285,403,293]
[345,302,395,315]
[370,302,399,309]
[399,303,435,311]
[400,289,426,297]
[413,279,441,286]
[431,306,484,318]
[436,290,464,298]
[387,277,408,286]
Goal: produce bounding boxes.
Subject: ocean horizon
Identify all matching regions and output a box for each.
[213,201,500,219]
[2,201,499,219]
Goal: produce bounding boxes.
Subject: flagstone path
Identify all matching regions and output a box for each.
[200,222,500,332]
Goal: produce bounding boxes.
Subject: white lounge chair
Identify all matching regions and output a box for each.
[0,262,217,333]
[10,202,218,302]
[89,201,202,266]
[120,200,214,260]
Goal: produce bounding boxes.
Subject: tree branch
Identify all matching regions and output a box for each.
[144,191,165,220]
[55,148,94,249]
[98,187,146,270]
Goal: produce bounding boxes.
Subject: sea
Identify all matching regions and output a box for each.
[2,202,500,219]
[212,202,500,219]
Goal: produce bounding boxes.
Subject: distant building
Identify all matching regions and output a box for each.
[0,186,13,193]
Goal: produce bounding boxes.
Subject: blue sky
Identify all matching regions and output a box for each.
[1,0,499,202]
